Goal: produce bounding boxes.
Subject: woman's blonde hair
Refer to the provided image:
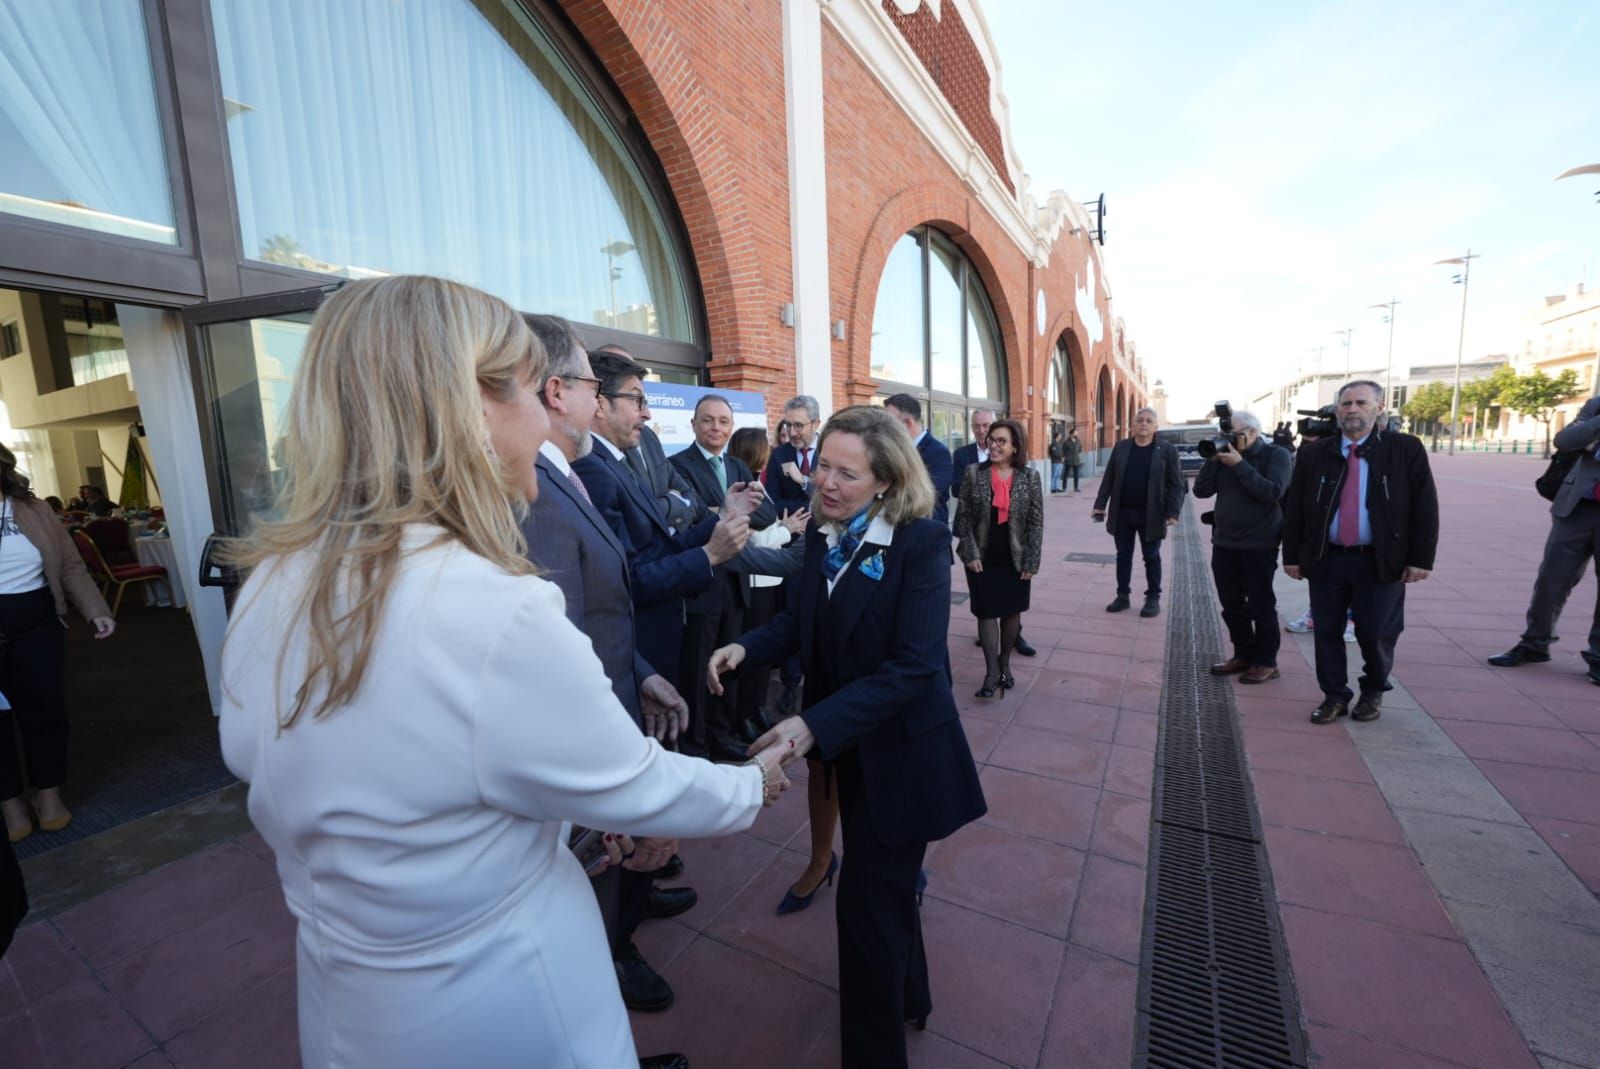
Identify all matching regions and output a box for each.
[816,405,935,525]
[227,275,545,729]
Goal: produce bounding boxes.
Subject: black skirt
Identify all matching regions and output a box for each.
[966,509,1031,618]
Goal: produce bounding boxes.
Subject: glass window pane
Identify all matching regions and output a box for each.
[965,278,1000,402]
[929,239,963,395]
[210,0,692,340]
[869,232,926,387]
[0,1,176,242]
[198,312,313,532]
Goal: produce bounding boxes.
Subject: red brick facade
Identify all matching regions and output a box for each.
[561,0,1147,456]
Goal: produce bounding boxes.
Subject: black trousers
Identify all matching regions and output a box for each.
[681,580,748,754]
[1308,550,1405,702]
[1113,509,1163,597]
[1520,502,1600,656]
[835,751,929,1069]
[0,588,68,800]
[1211,546,1281,667]
[734,585,780,728]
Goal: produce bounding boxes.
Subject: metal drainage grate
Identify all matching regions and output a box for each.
[1063,551,1119,564]
[1135,505,1307,1068]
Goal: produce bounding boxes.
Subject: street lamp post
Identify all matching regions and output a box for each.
[601,239,637,327]
[1333,327,1355,377]
[1555,165,1600,394]
[1433,251,1479,456]
[1369,299,1400,409]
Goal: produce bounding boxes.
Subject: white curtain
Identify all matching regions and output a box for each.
[0,0,173,231]
[210,0,690,339]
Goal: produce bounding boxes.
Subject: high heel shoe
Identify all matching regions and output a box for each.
[975,675,1010,699]
[777,852,838,915]
[999,669,1016,689]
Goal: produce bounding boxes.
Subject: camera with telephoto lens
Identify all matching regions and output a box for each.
[1296,404,1337,441]
[1195,401,1242,459]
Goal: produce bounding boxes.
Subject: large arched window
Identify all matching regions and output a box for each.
[870,226,1007,450]
[1048,336,1077,428]
[210,0,697,348]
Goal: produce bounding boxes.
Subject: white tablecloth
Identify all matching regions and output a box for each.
[134,536,186,608]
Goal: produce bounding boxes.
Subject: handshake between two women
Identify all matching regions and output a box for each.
[707,643,814,808]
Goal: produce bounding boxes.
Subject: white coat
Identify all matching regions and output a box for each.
[220,528,763,1068]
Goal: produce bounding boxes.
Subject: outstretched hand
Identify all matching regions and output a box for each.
[748,715,815,770]
[640,673,689,744]
[707,643,746,696]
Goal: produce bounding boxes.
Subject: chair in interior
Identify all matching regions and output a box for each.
[84,518,139,568]
[71,529,169,616]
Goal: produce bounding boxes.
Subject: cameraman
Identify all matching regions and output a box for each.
[1194,410,1293,683]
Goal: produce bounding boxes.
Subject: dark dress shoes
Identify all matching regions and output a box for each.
[657,853,684,880]
[616,943,674,1012]
[1487,645,1550,667]
[1310,698,1349,724]
[1014,635,1037,657]
[640,1055,689,1069]
[1210,657,1249,675]
[1106,595,1131,613]
[1240,665,1280,684]
[646,885,698,920]
[1139,595,1161,618]
[1352,693,1383,722]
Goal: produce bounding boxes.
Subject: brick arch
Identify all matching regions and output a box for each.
[1095,366,1114,450]
[844,182,1027,412]
[1043,317,1093,433]
[562,2,782,390]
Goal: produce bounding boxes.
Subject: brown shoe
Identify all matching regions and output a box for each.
[1239,665,1281,684]
[1210,657,1249,676]
[1310,698,1349,724]
[1352,694,1383,722]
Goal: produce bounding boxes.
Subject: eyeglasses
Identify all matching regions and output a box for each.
[561,375,602,396]
[601,390,649,408]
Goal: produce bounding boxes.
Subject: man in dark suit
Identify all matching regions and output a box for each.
[759,395,822,713]
[883,393,953,526]
[592,344,708,536]
[671,395,777,759]
[1488,394,1600,684]
[949,407,1037,656]
[1283,380,1439,724]
[1093,406,1188,618]
[573,353,754,751]
[519,318,695,1055]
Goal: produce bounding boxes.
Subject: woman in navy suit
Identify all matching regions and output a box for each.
[709,406,987,1068]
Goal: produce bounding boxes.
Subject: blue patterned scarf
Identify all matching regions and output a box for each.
[821,506,875,583]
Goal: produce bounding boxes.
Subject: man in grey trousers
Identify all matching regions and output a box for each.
[1488,394,1600,685]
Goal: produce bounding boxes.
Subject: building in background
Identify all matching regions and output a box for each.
[1498,282,1600,440]
[0,1,1149,829]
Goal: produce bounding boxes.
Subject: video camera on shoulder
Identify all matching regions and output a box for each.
[1195,401,1243,459]
[1295,404,1337,441]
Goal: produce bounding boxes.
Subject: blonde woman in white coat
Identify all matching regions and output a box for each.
[219,277,787,1069]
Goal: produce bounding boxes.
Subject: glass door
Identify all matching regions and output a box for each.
[183,286,336,544]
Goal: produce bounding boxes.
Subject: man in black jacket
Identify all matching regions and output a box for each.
[1282,380,1439,724]
[1194,410,1293,684]
[1093,407,1187,617]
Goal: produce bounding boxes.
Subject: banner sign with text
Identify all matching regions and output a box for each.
[644,382,769,455]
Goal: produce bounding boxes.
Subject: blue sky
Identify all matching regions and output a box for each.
[983,0,1600,417]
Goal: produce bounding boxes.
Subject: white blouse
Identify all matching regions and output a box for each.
[0,499,46,595]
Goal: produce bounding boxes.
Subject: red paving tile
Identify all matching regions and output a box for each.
[975,765,1100,850]
[1306,1023,1476,1068]
[1250,768,1407,844]
[1241,724,1376,784]
[701,853,838,987]
[1437,720,1600,773]
[923,823,1084,938]
[6,969,154,1069]
[1526,816,1600,895]
[1262,826,1455,938]
[1111,710,1158,752]
[1038,945,1138,1069]
[1474,760,1600,827]
[1066,855,1145,965]
[4,924,91,1004]
[1408,684,1568,727]
[1009,696,1120,741]
[1102,744,1154,800]
[1086,792,1150,866]
[164,968,299,1069]
[987,724,1111,787]
[1280,906,1537,1069]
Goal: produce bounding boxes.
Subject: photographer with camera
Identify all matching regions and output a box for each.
[1193,407,1293,684]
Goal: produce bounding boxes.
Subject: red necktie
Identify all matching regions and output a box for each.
[567,469,593,507]
[1337,446,1361,546]
[799,448,811,476]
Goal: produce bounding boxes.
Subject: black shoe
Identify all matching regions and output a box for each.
[1014,635,1037,657]
[1487,645,1550,667]
[974,636,984,647]
[646,885,698,920]
[640,1055,689,1069]
[1352,693,1383,722]
[616,943,674,1012]
[657,853,684,880]
[1106,595,1131,613]
[976,674,1009,699]
[1310,698,1349,725]
[1139,595,1161,618]
[1590,664,1600,687]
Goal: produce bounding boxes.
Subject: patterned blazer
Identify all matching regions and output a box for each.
[953,462,1044,575]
